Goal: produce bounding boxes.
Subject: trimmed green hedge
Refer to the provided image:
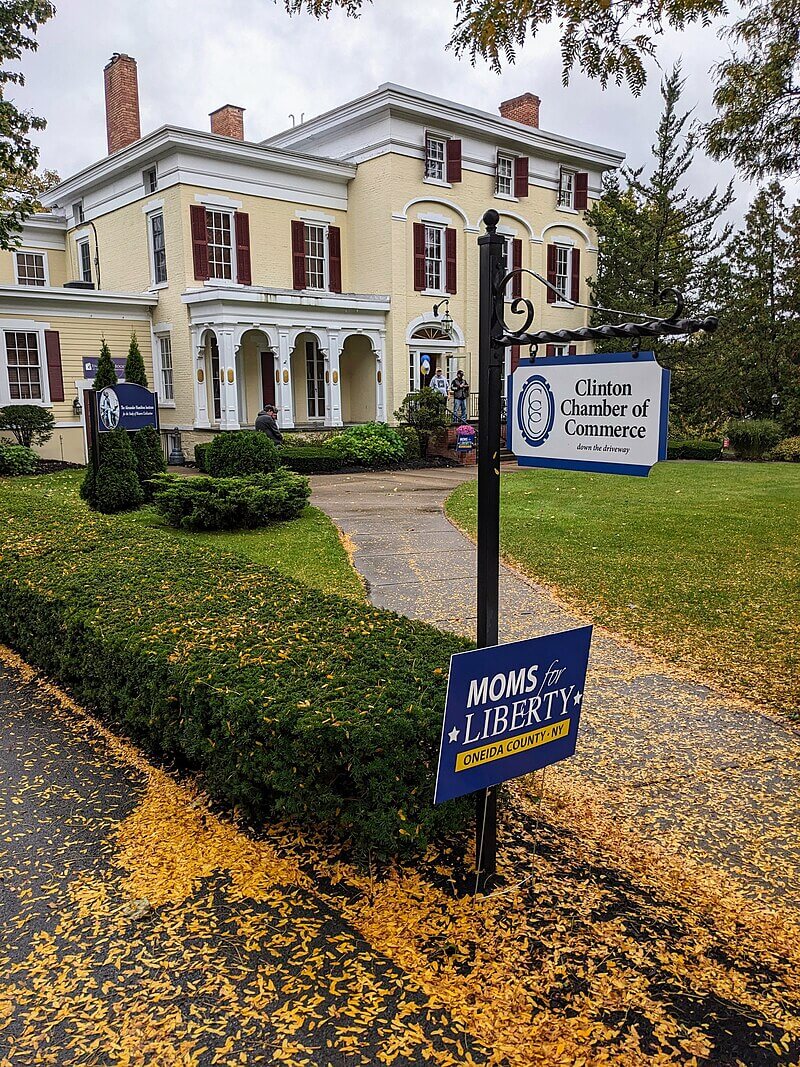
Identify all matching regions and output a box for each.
[0,477,470,853]
[279,445,346,474]
[667,438,721,460]
[194,442,211,472]
[771,436,800,462]
[152,470,310,530]
[726,419,782,459]
[0,443,37,476]
[206,431,280,477]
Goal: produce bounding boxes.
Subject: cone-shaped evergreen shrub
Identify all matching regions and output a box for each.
[124,332,148,387]
[80,429,144,513]
[130,425,166,498]
[94,339,118,389]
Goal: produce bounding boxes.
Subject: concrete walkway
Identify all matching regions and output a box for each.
[311,466,800,912]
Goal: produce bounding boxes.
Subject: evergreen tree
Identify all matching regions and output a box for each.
[131,425,166,499]
[94,338,117,389]
[124,332,148,387]
[80,429,144,514]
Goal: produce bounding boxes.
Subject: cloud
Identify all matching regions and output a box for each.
[10,0,799,221]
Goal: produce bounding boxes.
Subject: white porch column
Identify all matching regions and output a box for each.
[375,329,387,423]
[326,331,343,428]
[276,329,294,429]
[191,326,211,429]
[216,327,240,430]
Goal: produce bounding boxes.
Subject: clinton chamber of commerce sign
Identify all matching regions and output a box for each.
[508,351,670,477]
[434,626,592,804]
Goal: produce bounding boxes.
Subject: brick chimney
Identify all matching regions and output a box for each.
[499,92,540,128]
[210,105,245,140]
[104,53,141,154]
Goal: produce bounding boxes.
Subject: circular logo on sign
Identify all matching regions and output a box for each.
[518,375,555,448]
[98,387,120,430]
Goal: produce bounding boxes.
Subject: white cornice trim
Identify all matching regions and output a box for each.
[182,285,390,315]
[0,285,158,319]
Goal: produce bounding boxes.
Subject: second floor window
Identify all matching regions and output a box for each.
[150,213,167,285]
[78,240,92,283]
[496,155,514,197]
[424,225,443,292]
[304,224,327,290]
[425,136,446,181]
[144,166,158,194]
[4,331,43,400]
[158,334,174,401]
[558,169,575,208]
[206,210,233,280]
[15,252,47,287]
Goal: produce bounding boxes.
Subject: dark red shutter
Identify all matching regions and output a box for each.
[546,344,556,356]
[568,345,577,355]
[571,248,581,303]
[446,139,462,183]
[515,156,529,198]
[413,223,426,291]
[190,205,209,281]
[234,212,251,285]
[328,225,342,293]
[510,345,521,373]
[445,227,457,294]
[512,238,522,299]
[291,220,306,290]
[44,330,64,402]
[260,351,275,408]
[546,244,557,304]
[574,172,589,211]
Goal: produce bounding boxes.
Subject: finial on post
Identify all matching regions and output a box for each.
[483,209,500,233]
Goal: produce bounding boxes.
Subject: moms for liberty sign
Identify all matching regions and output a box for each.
[434,626,592,804]
[508,351,670,477]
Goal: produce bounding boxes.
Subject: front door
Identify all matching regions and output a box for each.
[306,339,325,420]
[260,351,276,409]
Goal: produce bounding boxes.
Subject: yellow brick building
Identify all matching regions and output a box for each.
[0,55,623,463]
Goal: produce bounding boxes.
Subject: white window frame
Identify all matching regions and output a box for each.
[143,166,158,194]
[558,169,576,210]
[0,325,51,406]
[553,242,573,304]
[14,250,50,287]
[496,154,516,199]
[77,238,92,284]
[304,222,329,292]
[423,223,446,295]
[551,344,569,357]
[147,211,168,288]
[205,208,237,283]
[424,134,448,184]
[154,331,175,405]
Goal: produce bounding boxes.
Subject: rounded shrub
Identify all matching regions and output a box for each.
[206,430,280,477]
[151,469,310,530]
[771,436,800,462]
[0,442,37,476]
[130,425,166,498]
[0,404,55,449]
[726,419,782,460]
[80,428,145,513]
[667,438,721,460]
[327,422,406,467]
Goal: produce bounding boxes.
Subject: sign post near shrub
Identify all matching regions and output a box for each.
[459,208,719,892]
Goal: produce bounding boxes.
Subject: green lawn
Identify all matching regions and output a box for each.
[446,462,800,716]
[9,472,365,601]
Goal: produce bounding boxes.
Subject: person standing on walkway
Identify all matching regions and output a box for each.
[255,404,284,445]
[430,367,450,404]
[450,369,469,424]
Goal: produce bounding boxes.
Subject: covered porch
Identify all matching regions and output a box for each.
[183,286,390,431]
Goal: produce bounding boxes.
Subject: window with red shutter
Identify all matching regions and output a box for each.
[546,344,556,356]
[568,345,577,355]
[512,239,522,299]
[445,228,457,294]
[328,225,342,293]
[413,223,426,291]
[234,212,251,285]
[514,156,529,198]
[44,330,64,402]
[446,139,462,183]
[190,205,209,281]
[574,173,589,211]
[291,220,306,290]
[546,245,557,304]
[571,248,581,303]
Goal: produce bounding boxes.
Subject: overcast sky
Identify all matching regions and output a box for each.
[11,0,798,225]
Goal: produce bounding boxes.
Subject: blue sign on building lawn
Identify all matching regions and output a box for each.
[434,625,592,804]
[95,384,159,433]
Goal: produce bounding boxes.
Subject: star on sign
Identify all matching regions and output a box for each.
[574,690,583,706]
[448,726,460,744]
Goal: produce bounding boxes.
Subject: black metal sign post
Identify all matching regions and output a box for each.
[472,208,718,894]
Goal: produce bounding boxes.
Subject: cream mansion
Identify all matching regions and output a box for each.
[0,54,623,463]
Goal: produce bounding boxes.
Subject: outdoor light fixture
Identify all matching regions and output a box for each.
[72,396,82,418]
[432,298,454,337]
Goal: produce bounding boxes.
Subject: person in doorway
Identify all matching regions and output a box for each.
[255,404,284,445]
[430,366,449,400]
[450,369,470,424]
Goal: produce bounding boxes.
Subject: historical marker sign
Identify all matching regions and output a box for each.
[434,625,592,805]
[508,351,670,477]
[94,384,159,433]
